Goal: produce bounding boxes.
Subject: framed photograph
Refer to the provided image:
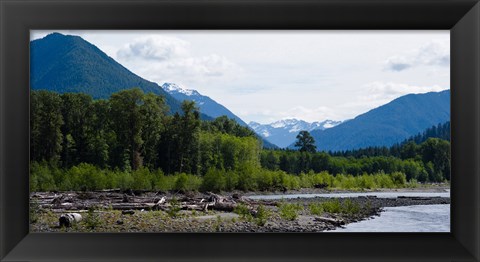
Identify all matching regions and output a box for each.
[1,0,479,261]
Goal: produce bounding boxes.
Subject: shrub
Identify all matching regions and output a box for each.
[255,205,271,226]
[114,169,134,190]
[308,202,324,216]
[153,171,175,191]
[373,172,395,188]
[391,172,407,187]
[233,203,253,221]
[256,170,274,191]
[174,173,201,192]
[321,199,342,213]
[406,178,420,188]
[282,175,300,190]
[30,162,56,191]
[84,206,101,229]
[224,170,239,191]
[167,197,181,218]
[132,168,154,190]
[237,165,257,191]
[342,199,360,215]
[356,174,376,189]
[30,199,40,223]
[202,168,226,192]
[278,203,303,221]
[67,163,106,191]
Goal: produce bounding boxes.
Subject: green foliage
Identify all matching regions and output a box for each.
[84,206,101,229]
[294,131,317,153]
[312,199,361,215]
[224,170,239,191]
[255,205,271,226]
[30,160,438,193]
[406,179,420,188]
[233,203,253,221]
[30,199,40,223]
[67,163,107,191]
[174,173,202,192]
[201,115,256,138]
[202,168,226,192]
[342,199,360,215]
[31,91,64,163]
[30,161,56,191]
[390,172,407,187]
[167,197,181,218]
[261,136,450,183]
[320,199,342,214]
[308,203,324,216]
[31,89,450,194]
[132,168,154,190]
[278,203,303,221]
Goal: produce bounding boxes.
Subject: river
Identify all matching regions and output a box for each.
[247,190,450,200]
[248,190,450,232]
[333,204,450,232]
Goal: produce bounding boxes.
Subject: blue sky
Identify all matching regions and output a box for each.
[31,30,450,124]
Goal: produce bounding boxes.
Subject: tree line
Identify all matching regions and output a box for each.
[30,89,450,192]
[261,135,450,183]
[31,89,261,175]
[330,121,450,158]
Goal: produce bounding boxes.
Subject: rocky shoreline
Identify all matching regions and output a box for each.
[30,190,450,233]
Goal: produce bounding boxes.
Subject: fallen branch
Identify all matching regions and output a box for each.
[315,216,345,226]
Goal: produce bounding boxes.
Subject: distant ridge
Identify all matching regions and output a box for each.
[298,90,450,151]
[249,119,341,148]
[162,83,248,126]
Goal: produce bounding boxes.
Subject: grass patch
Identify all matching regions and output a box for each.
[309,199,362,216]
[308,202,324,216]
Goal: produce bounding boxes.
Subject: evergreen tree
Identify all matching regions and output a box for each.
[294,131,317,153]
[110,88,145,170]
[31,91,64,163]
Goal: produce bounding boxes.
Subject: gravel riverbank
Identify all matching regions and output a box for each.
[30,190,450,233]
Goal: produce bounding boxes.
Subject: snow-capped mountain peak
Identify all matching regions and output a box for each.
[162,82,198,96]
[161,82,250,128]
[248,118,342,148]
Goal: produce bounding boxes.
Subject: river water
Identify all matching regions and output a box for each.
[333,204,450,232]
[247,190,450,200]
[248,190,450,232]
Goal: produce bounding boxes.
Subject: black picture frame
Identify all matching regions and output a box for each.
[1,0,479,261]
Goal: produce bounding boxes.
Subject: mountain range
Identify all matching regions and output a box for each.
[249,119,342,148]
[30,32,451,152]
[30,33,183,113]
[298,90,450,152]
[162,83,248,126]
[29,33,273,147]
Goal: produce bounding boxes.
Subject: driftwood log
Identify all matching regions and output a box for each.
[32,191,260,214]
[59,213,82,227]
[314,216,345,226]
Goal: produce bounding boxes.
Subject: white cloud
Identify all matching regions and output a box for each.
[280,106,338,123]
[349,82,448,110]
[117,35,189,61]
[384,40,449,71]
[30,30,450,124]
[167,54,239,77]
[115,35,242,89]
